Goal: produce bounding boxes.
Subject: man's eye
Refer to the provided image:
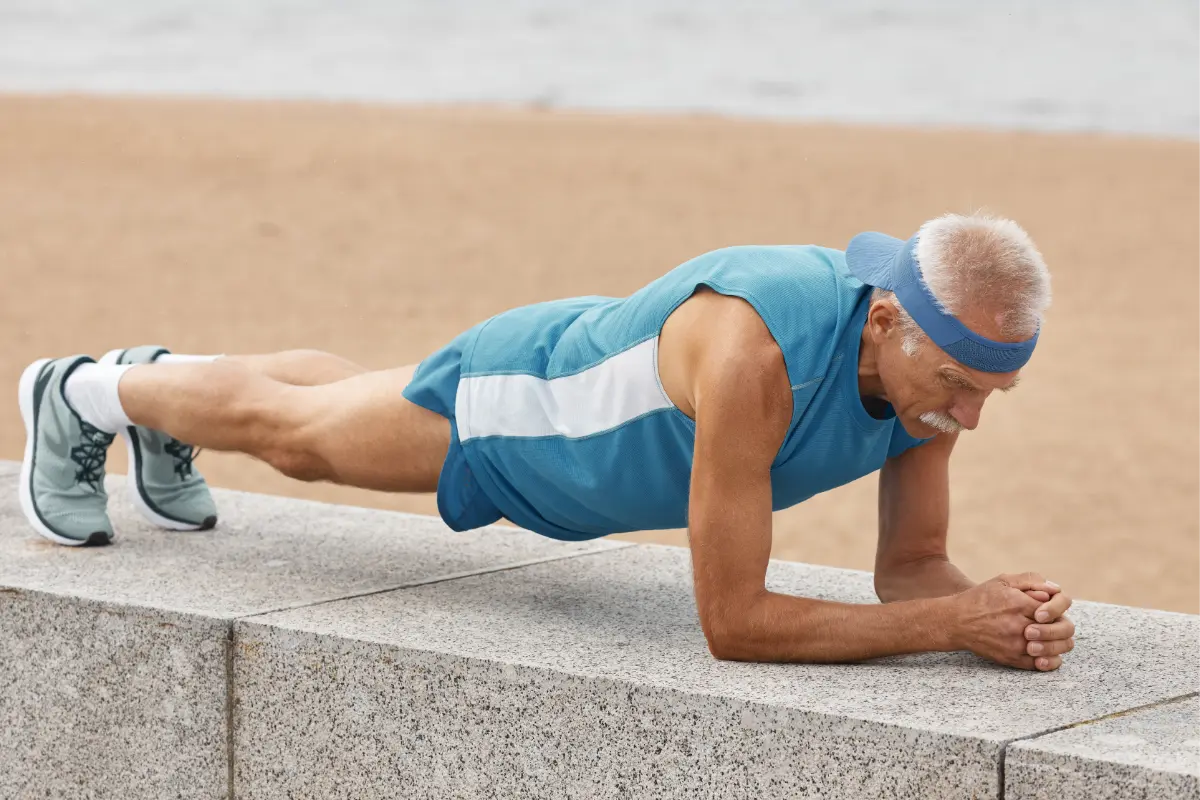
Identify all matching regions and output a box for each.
[942,377,975,393]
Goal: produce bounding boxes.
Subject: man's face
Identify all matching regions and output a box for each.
[869,301,1023,438]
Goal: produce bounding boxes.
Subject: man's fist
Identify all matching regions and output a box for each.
[950,573,1075,671]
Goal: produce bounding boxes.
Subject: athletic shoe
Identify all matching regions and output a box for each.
[18,356,115,546]
[99,347,218,531]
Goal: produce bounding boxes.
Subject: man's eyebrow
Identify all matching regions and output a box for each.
[939,369,981,391]
[939,368,1021,393]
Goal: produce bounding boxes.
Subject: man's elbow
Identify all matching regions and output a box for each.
[705,627,751,661]
[701,614,761,662]
[873,573,903,604]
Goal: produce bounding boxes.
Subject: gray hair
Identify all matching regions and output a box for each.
[872,213,1052,358]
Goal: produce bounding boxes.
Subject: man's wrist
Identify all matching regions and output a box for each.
[924,594,962,652]
[880,594,961,653]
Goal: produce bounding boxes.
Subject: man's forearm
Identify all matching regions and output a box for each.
[710,591,958,663]
[875,556,975,604]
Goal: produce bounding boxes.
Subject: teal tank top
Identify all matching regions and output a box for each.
[445,245,929,541]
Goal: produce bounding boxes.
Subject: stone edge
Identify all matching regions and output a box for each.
[999,694,1200,798]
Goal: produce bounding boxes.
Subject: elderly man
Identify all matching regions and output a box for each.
[19,212,1074,671]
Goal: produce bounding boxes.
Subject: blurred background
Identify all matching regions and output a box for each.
[0,1,1196,611]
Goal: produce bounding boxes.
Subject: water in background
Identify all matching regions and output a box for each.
[0,0,1196,137]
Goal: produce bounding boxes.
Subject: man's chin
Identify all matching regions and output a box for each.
[900,415,942,439]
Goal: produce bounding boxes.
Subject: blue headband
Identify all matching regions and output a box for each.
[845,232,1038,373]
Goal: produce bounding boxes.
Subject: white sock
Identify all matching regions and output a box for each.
[64,364,136,434]
[156,353,223,365]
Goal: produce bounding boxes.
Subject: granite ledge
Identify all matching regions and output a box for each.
[1005,695,1200,799]
[232,544,1200,799]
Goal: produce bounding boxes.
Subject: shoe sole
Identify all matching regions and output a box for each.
[18,358,111,547]
[100,349,212,532]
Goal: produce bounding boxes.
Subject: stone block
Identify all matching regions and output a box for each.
[234,545,1199,799]
[1006,695,1200,799]
[0,465,621,798]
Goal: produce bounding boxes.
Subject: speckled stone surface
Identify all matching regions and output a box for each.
[0,467,625,618]
[0,461,18,478]
[1006,696,1200,799]
[0,464,623,798]
[235,545,1200,799]
[0,590,229,799]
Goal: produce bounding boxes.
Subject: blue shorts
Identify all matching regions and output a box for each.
[401,323,505,532]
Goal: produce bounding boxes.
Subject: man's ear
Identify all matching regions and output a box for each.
[866,298,899,341]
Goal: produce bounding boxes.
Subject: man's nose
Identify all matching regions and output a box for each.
[950,398,984,431]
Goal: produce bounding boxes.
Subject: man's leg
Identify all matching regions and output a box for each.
[117,358,449,493]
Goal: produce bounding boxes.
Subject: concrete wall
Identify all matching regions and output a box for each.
[2,465,1196,798]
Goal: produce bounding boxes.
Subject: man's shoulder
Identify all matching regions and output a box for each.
[658,243,863,412]
[690,294,794,430]
[694,245,860,374]
[698,290,783,360]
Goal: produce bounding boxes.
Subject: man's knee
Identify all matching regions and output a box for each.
[263,441,330,483]
[256,416,331,482]
[231,387,332,483]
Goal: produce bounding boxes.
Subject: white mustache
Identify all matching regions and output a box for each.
[919,410,964,434]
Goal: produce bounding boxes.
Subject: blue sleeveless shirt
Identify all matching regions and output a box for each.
[412,245,928,541]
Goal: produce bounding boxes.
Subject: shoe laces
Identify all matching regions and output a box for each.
[70,421,114,493]
[164,438,201,480]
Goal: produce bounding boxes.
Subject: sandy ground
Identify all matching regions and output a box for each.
[0,95,1195,613]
